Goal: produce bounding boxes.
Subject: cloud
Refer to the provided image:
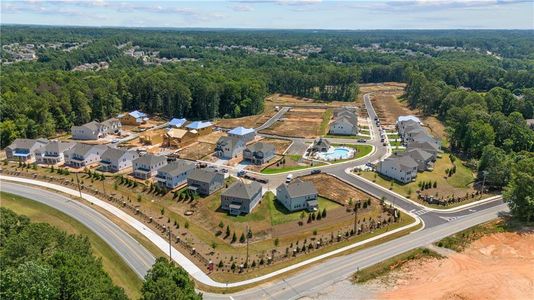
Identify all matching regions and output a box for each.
[229,4,255,12]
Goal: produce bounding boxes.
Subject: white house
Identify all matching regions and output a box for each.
[156,159,196,189]
[5,138,48,162]
[132,154,168,179]
[329,116,358,135]
[35,141,76,165]
[276,179,318,212]
[228,127,256,142]
[99,148,139,172]
[377,155,418,183]
[215,136,245,159]
[65,144,108,168]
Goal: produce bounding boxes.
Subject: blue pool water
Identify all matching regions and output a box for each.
[317,147,353,160]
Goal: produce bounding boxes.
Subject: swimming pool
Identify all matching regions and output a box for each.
[316,147,354,161]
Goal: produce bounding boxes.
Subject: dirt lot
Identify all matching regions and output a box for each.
[377,232,534,300]
[260,107,326,138]
[260,138,292,154]
[302,174,378,205]
[178,142,215,161]
[197,131,226,144]
[371,91,447,143]
[215,111,276,129]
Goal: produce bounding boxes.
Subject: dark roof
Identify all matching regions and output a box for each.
[383,155,418,171]
[278,179,317,199]
[313,138,331,149]
[133,154,167,166]
[245,142,275,153]
[222,181,262,200]
[217,136,243,150]
[158,160,196,176]
[407,140,440,152]
[188,168,223,183]
[404,148,432,161]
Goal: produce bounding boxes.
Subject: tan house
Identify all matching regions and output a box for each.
[186,121,213,136]
[118,110,148,126]
[140,130,164,145]
[164,128,197,148]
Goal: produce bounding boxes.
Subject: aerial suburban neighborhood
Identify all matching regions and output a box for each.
[1,3,532,300]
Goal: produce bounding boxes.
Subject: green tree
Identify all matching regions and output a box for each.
[141,257,201,300]
[503,157,534,222]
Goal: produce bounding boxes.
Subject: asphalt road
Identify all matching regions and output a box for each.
[1,181,155,278]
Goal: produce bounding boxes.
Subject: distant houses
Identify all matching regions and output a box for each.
[186,121,213,136]
[215,136,245,159]
[71,118,121,140]
[228,127,256,143]
[164,128,197,148]
[329,107,358,136]
[65,144,107,168]
[118,110,148,126]
[132,154,167,179]
[243,142,276,165]
[156,160,196,189]
[221,181,263,216]
[276,179,318,212]
[187,169,224,196]
[99,148,139,172]
[5,138,48,162]
[35,141,75,165]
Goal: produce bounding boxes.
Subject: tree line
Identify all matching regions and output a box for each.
[0,207,201,300]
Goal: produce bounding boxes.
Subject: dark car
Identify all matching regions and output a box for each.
[357,139,366,143]
[310,169,321,175]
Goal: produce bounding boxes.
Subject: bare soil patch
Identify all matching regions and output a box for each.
[377,232,534,300]
[215,111,276,129]
[197,131,226,144]
[302,174,378,205]
[178,142,215,161]
[260,107,326,138]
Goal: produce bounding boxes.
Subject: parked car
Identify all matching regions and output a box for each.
[286,173,294,183]
[357,139,366,143]
[237,170,246,177]
[310,169,321,175]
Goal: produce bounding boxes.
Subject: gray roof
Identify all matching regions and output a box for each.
[101,118,120,127]
[399,119,420,128]
[80,121,102,131]
[332,115,357,127]
[222,181,262,200]
[313,138,331,149]
[158,160,196,176]
[68,143,107,157]
[133,154,167,166]
[403,125,426,135]
[245,142,275,153]
[7,138,48,150]
[217,136,243,149]
[384,155,418,171]
[42,141,75,153]
[404,148,432,161]
[188,168,223,183]
[279,179,317,199]
[407,140,440,152]
[333,106,357,116]
[101,148,136,161]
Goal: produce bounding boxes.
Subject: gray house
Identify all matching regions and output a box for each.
[406,141,440,158]
[377,155,418,183]
[311,138,331,152]
[243,142,276,165]
[132,154,168,179]
[187,169,225,196]
[228,127,256,143]
[215,136,245,159]
[403,148,434,171]
[99,148,139,172]
[276,179,318,212]
[64,144,108,168]
[156,159,196,189]
[35,141,76,165]
[71,118,121,140]
[5,138,48,162]
[221,181,263,216]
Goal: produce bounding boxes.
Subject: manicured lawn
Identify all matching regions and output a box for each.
[268,193,341,226]
[325,134,370,140]
[330,144,373,163]
[389,140,402,146]
[0,192,143,300]
[352,248,442,283]
[358,153,478,206]
[206,190,272,223]
[387,133,400,139]
[261,164,316,174]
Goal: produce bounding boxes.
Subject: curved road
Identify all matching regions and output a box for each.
[1,181,155,278]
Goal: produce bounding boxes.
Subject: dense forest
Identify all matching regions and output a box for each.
[0,207,201,300]
[1,27,533,154]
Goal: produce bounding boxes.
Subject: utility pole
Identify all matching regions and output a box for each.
[74,172,83,199]
[246,224,250,265]
[353,205,358,234]
[168,229,172,262]
[481,170,488,194]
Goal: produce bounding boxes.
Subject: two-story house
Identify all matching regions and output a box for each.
[215,136,245,159]
[227,127,256,143]
[221,181,262,216]
[118,110,148,126]
[164,128,197,148]
[99,148,139,172]
[186,121,213,136]
[187,169,224,196]
[35,141,76,165]
[242,142,276,165]
[276,179,318,212]
[156,159,196,189]
[132,154,168,179]
[5,138,48,162]
[65,144,108,168]
[377,155,418,183]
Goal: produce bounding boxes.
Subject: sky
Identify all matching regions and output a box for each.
[1,0,533,30]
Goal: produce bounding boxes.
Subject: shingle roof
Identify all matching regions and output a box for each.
[228,127,255,136]
[245,142,275,153]
[101,118,120,127]
[80,121,101,131]
[169,118,187,127]
[69,143,107,157]
[404,148,432,161]
[407,140,440,152]
[313,138,331,149]
[279,179,317,199]
[133,154,167,166]
[222,181,262,200]
[43,141,75,153]
[188,169,223,183]
[101,148,135,162]
[186,121,212,130]
[7,138,48,150]
[384,155,418,171]
[397,115,421,124]
[217,136,242,150]
[158,160,196,176]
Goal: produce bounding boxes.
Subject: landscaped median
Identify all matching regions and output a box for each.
[0,173,421,290]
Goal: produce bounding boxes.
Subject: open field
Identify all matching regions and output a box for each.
[0,192,142,300]
[215,110,276,129]
[376,231,534,300]
[260,107,327,138]
[178,142,215,161]
[358,153,483,207]
[302,173,378,205]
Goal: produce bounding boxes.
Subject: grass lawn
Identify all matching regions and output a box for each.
[435,218,511,252]
[328,144,373,163]
[206,190,271,224]
[387,133,400,139]
[352,248,442,283]
[358,154,479,207]
[0,192,143,300]
[268,193,341,226]
[325,134,370,140]
[389,140,402,147]
[261,155,325,174]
